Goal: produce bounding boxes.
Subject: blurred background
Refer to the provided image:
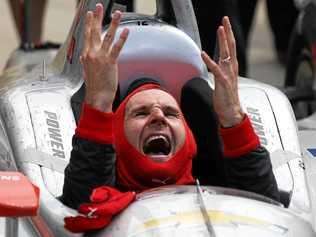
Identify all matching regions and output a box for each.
[0,0,285,86]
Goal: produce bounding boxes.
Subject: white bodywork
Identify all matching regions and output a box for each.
[99,186,314,237]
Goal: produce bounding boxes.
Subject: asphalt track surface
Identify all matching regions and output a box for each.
[0,0,286,87]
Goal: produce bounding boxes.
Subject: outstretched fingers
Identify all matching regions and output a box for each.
[82,11,93,59]
[91,3,104,49]
[201,17,242,127]
[222,16,238,70]
[109,28,129,63]
[101,11,122,52]
[201,51,227,86]
[217,26,230,65]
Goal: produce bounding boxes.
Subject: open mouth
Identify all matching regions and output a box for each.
[143,135,171,159]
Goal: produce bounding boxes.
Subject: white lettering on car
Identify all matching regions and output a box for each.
[247,107,268,146]
[44,111,65,158]
[0,175,20,181]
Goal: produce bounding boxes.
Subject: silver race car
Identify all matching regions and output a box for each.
[0,0,316,236]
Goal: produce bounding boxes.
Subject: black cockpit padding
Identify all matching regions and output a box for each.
[71,84,85,125]
[116,0,133,11]
[180,78,227,187]
[121,77,162,101]
[70,83,121,125]
[279,190,291,208]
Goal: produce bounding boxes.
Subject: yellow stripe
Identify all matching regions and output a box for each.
[137,210,270,231]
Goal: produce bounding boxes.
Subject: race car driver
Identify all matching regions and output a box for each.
[61,3,280,232]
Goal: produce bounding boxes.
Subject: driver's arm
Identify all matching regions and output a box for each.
[220,116,280,202]
[201,17,280,202]
[225,146,279,201]
[61,5,128,209]
[61,103,116,209]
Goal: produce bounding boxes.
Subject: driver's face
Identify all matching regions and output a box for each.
[124,89,185,163]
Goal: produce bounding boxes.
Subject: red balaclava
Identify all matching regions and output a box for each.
[113,84,197,191]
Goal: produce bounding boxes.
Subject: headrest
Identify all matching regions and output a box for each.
[114,21,208,102]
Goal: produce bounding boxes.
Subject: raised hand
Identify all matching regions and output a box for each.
[201,16,244,127]
[80,4,129,112]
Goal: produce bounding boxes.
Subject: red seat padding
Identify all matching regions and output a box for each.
[0,172,39,217]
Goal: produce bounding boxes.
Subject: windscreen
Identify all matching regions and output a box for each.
[137,185,283,207]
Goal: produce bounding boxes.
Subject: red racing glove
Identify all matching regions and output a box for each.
[64,186,136,233]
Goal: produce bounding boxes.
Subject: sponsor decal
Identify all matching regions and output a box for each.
[0,175,20,181]
[307,148,316,157]
[44,111,65,159]
[247,107,268,146]
[137,20,149,26]
[299,159,305,169]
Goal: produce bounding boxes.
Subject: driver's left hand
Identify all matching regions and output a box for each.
[202,16,244,127]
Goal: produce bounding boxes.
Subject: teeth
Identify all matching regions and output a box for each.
[143,134,171,156]
[146,135,169,145]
